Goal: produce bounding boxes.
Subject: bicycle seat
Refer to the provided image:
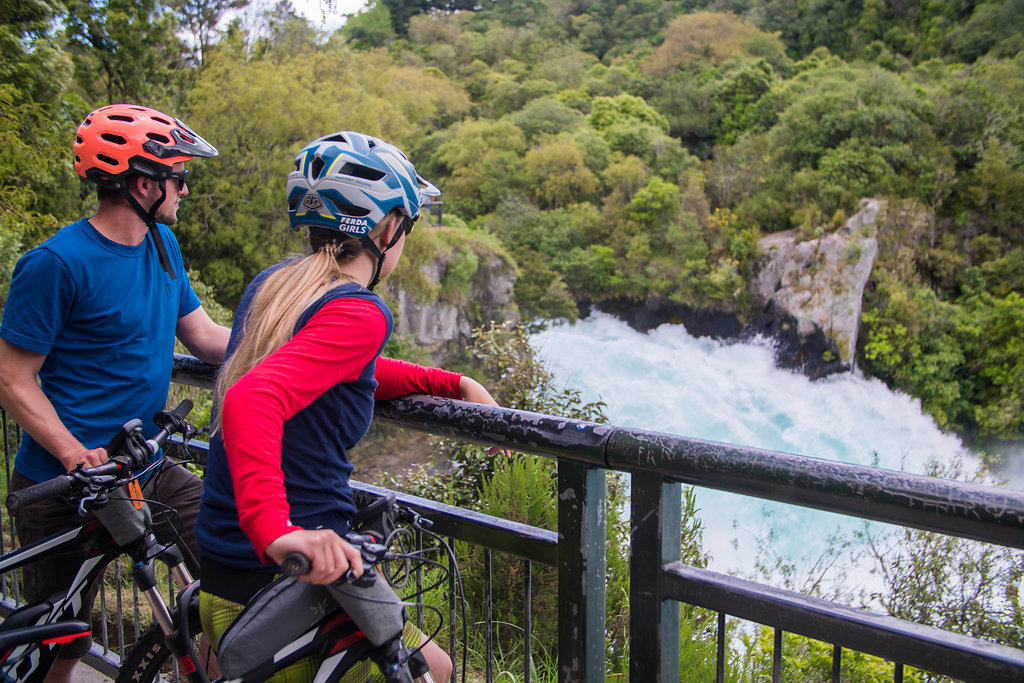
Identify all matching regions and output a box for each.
[1,602,53,631]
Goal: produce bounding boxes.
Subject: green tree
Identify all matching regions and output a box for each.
[627,175,680,234]
[433,119,527,216]
[0,0,74,105]
[522,136,600,209]
[0,87,86,307]
[588,92,669,135]
[508,97,585,143]
[63,0,187,105]
[339,1,396,49]
[643,10,788,77]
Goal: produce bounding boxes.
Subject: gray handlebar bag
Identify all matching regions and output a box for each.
[216,574,406,681]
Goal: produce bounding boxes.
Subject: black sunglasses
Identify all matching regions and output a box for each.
[168,169,189,191]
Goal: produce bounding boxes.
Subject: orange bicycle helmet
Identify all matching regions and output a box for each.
[74,104,218,189]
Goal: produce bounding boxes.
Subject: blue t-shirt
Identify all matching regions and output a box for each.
[0,218,201,482]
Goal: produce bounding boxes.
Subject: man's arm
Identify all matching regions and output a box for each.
[176,307,230,365]
[0,339,107,470]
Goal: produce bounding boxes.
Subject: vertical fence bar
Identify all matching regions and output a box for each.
[99,578,109,653]
[894,662,904,682]
[133,583,141,640]
[1,414,11,600]
[772,628,782,683]
[448,536,458,683]
[717,611,726,683]
[524,559,532,683]
[557,461,607,682]
[115,560,124,660]
[629,475,681,681]
[415,528,424,631]
[485,548,493,683]
[833,644,841,682]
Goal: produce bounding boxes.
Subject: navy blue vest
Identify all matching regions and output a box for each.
[196,267,392,572]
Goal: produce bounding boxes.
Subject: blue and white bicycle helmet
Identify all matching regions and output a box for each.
[288,131,438,234]
[287,131,439,288]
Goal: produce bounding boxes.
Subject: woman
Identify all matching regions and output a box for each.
[196,131,496,681]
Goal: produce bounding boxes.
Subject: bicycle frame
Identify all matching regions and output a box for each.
[0,511,194,682]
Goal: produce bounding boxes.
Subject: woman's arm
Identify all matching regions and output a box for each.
[221,298,389,560]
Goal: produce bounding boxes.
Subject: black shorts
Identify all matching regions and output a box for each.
[11,461,202,658]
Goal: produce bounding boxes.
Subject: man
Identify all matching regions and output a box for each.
[0,104,230,683]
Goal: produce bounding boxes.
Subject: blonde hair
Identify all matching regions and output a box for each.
[212,239,362,433]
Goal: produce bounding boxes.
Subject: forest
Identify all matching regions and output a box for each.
[4,0,1024,445]
[2,0,1024,677]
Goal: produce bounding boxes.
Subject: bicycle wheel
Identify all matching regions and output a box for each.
[114,602,204,683]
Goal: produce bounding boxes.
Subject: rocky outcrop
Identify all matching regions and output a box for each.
[590,198,883,379]
[750,198,881,374]
[391,246,518,359]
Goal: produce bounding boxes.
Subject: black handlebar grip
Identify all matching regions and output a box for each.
[6,475,72,513]
[171,399,193,419]
[280,553,312,577]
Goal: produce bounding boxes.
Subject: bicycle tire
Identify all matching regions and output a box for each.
[114,606,203,683]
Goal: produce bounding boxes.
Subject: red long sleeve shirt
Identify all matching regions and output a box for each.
[220,296,462,558]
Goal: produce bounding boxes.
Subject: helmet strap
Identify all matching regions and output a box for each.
[362,217,406,291]
[119,180,177,279]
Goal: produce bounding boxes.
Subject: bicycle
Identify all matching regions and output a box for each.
[118,492,460,683]
[0,400,197,682]
[3,402,460,683]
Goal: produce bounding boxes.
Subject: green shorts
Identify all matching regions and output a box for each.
[199,588,424,683]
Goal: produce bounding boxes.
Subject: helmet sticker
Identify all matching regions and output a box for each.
[302,193,324,211]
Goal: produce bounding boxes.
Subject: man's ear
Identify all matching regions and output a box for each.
[128,174,152,199]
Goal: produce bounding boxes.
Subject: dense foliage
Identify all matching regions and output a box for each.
[5,0,1023,441]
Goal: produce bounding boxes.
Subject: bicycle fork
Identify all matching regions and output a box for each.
[132,540,209,683]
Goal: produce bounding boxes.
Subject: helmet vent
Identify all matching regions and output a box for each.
[323,194,371,217]
[151,116,172,126]
[339,163,385,182]
[147,132,171,144]
[96,153,119,166]
[323,134,347,143]
[108,115,134,123]
[311,156,326,179]
[101,133,127,145]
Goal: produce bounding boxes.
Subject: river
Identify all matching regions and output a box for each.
[530,312,1005,594]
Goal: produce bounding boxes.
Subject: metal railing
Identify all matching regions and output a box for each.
[1,353,1023,682]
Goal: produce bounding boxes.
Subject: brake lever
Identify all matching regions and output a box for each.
[404,509,433,531]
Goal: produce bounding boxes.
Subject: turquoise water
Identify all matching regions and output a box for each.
[530,313,984,591]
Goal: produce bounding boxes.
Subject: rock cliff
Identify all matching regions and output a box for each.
[750,198,880,374]
[591,198,883,378]
[389,235,518,359]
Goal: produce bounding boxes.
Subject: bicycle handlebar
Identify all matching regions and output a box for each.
[281,532,389,585]
[5,400,194,514]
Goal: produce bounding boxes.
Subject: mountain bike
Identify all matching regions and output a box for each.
[3,402,459,682]
[0,400,197,682]
[116,492,458,683]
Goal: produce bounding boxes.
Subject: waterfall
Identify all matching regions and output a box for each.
[531,312,986,593]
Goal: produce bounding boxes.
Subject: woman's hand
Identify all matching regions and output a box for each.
[458,375,499,407]
[264,529,364,584]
